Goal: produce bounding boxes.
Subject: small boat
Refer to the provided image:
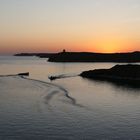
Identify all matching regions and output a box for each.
[48,76,57,81]
[18,72,29,76]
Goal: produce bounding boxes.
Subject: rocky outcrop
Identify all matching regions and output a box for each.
[80,64,140,86]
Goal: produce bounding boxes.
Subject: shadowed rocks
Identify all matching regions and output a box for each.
[80,64,140,87]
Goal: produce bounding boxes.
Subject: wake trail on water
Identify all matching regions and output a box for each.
[0,74,87,111]
[0,73,84,107]
[18,75,84,108]
[48,73,80,81]
[0,74,18,77]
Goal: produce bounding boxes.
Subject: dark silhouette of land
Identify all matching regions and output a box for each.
[80,64,140,87]
[14,53,57,58]
[15,51,140,63]
[48,51,140,62]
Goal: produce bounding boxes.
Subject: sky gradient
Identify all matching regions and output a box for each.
[0,0,140,54]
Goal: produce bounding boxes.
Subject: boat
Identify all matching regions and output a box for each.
[18,72,29,76]
[48,76,57,81]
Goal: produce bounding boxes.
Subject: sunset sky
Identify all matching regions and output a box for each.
[0,0,140,54]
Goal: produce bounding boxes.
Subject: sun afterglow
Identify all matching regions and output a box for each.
[0,0,140,54]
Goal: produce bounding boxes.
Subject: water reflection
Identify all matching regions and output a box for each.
[82,77,140,90]
[82,77,140,99]
[1,56,140,139]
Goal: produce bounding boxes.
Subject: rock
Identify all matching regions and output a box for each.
[80,64,140,87]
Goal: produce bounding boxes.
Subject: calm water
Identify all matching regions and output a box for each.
[0,56,140,140]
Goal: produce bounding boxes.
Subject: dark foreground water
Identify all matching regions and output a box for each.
[0,56,140,140]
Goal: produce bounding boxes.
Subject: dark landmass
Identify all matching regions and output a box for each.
[48,51,140,62]
[80,64,140,87]
[14,53,57,58]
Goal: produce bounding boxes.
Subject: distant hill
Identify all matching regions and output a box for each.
[48,51,140,63]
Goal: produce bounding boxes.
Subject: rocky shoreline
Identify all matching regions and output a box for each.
[80,64,140,86]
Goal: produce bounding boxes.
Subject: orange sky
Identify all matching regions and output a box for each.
[0,0,140,54]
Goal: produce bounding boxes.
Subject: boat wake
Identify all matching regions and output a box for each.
[19,75,84,108]
[48,73,79,81]
[0,73,84,109]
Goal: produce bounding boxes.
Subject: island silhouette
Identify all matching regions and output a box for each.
[14,52,140,87]
[48,51,140,63]
[15,51,140,63]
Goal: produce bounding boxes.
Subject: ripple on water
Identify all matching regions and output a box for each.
[0,75,88,139]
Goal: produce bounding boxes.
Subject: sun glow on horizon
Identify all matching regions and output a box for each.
[0,0,140,54]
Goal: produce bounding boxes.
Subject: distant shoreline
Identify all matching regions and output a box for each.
[14,51,140,63]
[14,53,57,58]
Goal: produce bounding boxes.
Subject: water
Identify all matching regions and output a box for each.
[0,56,140,140]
